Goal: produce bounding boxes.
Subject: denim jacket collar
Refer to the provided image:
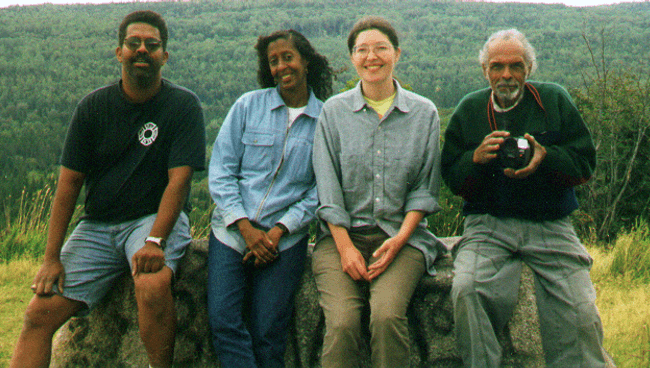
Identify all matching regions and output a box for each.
[271,86,322,119]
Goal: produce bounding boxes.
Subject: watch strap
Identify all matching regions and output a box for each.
[145,236,166,249]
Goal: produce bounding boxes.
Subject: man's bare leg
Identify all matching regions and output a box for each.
[134,266,176,368]
[10,294,84,368]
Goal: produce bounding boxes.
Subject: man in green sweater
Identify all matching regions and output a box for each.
[441,29,607,367]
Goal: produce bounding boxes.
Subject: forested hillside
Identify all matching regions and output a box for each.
[1,0,649,238]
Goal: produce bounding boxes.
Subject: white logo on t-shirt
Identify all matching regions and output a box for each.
[138,122,158,146]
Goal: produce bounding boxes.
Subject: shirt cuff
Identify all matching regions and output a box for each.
[222,207,248,229]
[405,192,441,214]
[315,205,351,229]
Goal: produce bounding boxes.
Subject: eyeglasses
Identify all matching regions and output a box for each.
[123,36,163,52]
[352,42,393,58]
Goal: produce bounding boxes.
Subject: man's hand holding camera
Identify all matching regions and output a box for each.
[474,131,547,179]
[504,133,546,179]
[473,131,511,165]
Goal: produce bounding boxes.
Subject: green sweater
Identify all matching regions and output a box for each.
[441,81,596,221]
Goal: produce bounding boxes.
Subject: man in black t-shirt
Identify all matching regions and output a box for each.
[10,11,205,368]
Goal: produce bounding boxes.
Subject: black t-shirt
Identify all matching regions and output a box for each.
[60,79,206,222]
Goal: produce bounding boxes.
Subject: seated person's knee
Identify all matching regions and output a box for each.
[22,296,79,333]
[328,309,362,336]
[134,270,172,306]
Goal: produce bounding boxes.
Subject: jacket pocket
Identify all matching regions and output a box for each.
[241,131,274,172]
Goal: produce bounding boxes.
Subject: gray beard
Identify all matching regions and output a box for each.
[494,87,522,108]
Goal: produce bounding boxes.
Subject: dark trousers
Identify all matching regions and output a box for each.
[207,231,307,368]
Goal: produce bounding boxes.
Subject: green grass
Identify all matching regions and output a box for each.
[588,230,650,367]
[1,186,54,262]
[1,245,648,366]
[0,258,40,367]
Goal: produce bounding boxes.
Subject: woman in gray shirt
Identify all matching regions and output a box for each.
[312,16,445,367]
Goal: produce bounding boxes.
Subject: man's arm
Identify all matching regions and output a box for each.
[32,166,85,295]
[132,165,193,276]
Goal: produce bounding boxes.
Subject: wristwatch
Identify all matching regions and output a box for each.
[145,236,167,249]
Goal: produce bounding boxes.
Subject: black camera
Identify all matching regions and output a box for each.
[498,136,533,169]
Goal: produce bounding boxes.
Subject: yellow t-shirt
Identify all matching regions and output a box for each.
[364,92,396,118]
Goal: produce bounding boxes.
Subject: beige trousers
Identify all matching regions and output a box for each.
[312,229,425,368]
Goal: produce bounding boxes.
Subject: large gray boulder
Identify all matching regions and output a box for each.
[51,238,613,367]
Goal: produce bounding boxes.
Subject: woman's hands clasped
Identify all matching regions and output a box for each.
[238,219,283,267]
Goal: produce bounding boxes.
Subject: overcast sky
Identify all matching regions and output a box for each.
[0,0,646,8]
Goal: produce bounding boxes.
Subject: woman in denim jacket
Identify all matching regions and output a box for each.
[207,30,333,367]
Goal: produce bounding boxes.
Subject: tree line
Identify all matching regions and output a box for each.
[1,0,648,241]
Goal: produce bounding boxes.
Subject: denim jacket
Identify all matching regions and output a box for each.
[209,87,322,253]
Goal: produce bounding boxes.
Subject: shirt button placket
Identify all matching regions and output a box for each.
[373,128,384,214]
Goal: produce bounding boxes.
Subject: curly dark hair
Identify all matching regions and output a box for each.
[347,16,399,54]
[255,30,333,101]
[118,10,168,51]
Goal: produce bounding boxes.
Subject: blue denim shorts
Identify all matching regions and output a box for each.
[56,212,191,315]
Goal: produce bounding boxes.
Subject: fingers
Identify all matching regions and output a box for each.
[473,131,510,165]
[57,273,65,295]
[346,263,370,282]
[341,249,370,282]
[243,231,278,266]
[242,250,254,263]
[132,244,166,276]
[132,257,139,277]
[368,243,397,280]
[33,276,58,295]
[32,261,65,295]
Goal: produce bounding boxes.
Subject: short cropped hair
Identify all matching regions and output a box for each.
[118,10,168,51]
[479,29,537,75]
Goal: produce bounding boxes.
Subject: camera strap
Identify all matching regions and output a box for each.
[487,82,546,131]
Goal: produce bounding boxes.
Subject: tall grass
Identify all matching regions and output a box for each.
[609,220,650,282]
[0,187,55,262]
[0,182,214,262]
[588,221,650,367]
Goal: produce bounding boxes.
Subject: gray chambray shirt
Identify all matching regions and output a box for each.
[313,81,446,275]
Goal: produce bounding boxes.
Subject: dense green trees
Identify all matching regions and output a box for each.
[1,0,648,241]
[572,29,650,241]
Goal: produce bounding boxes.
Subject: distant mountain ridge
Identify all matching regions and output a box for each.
[1,0,648,202]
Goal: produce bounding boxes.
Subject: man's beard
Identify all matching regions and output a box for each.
[126,55,160,89]
[494,81,523,108]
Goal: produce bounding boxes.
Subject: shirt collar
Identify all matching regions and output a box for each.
[270,86,322,119]
[351,79,410,114]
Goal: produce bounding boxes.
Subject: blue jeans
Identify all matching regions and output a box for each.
[207,231,307,368]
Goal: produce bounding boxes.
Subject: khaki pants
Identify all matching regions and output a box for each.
[453,214,606,368]
[312,229,425,368]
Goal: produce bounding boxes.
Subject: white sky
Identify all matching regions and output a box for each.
[0,0,646,8]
